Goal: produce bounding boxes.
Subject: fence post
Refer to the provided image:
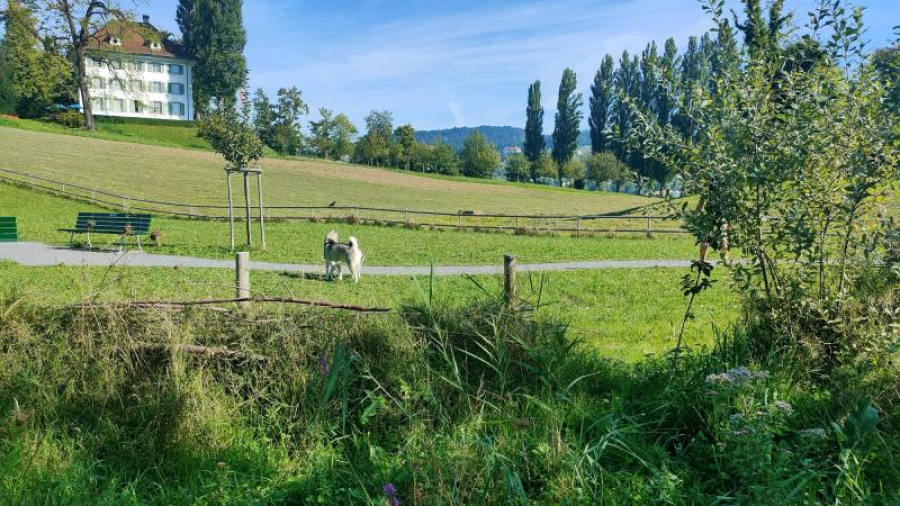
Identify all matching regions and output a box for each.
[405,208,409,226]
[457,214,462,229]
[123,197,128,213]
[236,252,250,306]
[646,217,652,236]
[504,254,516,306]
[576,217,580,237]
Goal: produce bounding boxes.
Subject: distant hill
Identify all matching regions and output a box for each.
[415,126,590,152]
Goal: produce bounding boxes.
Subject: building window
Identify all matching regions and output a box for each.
[168,83,184,95]
[148,62,163,73]
[91,77,106,90]
[127,80,143,92]
[90,57,102,68]
[169,102,185,116]
[149,81,163,93]
[91,98,105,111]
[108,79,122,91]
[149,41,162,51]
[110,59,123,70]
[152,101,163,114]
[109,36,122,46]
[168,64,184,75]
[127,61,143,72]
[133,101,143,113]
[110,99,125,113]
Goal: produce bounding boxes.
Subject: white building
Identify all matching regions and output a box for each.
[80,16,195,121]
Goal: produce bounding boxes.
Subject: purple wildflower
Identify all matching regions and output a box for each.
[383,483,400,506]
[319,354,330,376]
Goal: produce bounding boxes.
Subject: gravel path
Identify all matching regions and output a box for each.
[0,242,695,276]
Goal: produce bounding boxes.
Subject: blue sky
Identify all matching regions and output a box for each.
[140,0,899,130]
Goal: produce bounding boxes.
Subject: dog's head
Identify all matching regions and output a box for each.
[325,229,339,245]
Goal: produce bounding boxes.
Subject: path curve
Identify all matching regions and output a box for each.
[0,242,695,276]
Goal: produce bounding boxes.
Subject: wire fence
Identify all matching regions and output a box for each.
[0,166,688,236]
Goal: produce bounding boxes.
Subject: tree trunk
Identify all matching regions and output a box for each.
[74,45,94,131]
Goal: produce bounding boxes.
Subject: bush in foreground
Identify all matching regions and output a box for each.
[0,287,897,504]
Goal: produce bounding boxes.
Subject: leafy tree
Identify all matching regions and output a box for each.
[504,153,530,182]
[199,81,263,169]
[330,113,358,160]
[613,51,640,168]
[563,157,586,188]
[258,87,308,155]
[586,152,631,191]
[393,124,416,170]
[732,0,789,58]
[30,0,132,130]
[531,153,556,182]
[636,1,897,361]
[429,141,459,175]
[523,80,544,164]
[251,88,275,146]
[589,55,615,154]
[0,0,70,118]
[459,130,499,178]
[551,68,583,185]
[178,0,247,113]
[355,110,393,166]
[309,108,358,160]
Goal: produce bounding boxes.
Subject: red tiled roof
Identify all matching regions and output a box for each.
[89,21,192,60]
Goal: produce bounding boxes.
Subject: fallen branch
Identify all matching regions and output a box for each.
[122,342,267,362]
[76,297,392,313]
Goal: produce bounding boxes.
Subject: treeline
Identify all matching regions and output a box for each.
[249,98,501,178]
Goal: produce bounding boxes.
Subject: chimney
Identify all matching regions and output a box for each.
[142,14,150,24]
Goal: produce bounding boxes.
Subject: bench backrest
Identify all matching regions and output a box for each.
[0,216,17,242]
[75,213,152,235]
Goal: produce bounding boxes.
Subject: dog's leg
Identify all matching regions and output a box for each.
[337,263,343,281]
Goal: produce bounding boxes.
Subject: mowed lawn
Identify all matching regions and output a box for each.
[0,125,657,216]
[0,183,700,265]
[0,261,737,361]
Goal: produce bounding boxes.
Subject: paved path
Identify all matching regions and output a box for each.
[0,242,695,276]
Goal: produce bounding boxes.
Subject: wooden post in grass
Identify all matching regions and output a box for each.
[646,217,652,236]
[236,252,250,306]
[504,254,516,306]
[226,171,235,250]
[256,172,266,251]
[243,171,252,247]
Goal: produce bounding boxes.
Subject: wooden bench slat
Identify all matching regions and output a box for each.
[0,216,17,242]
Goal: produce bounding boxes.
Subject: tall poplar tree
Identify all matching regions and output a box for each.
[523,80,545,168]
[589,55,615,154]
[551,68,583,185]
[178,0,247,113]
[612,51,640,169]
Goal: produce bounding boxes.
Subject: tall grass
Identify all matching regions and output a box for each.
[0,282,897,504]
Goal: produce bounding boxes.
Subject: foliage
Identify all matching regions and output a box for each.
[179,0,247,112]
[523,80,545,164]
[45,109,85,128]
[636,0,900,370]
[309,108,358,160]
[504,153,530,182]
[392,124,415,170]
[250,86,309,155]
[198,83,263,169]
[459,130,500,178]
[0,0,71,119]
[354,110,394,166]
[586,152,632,189]
[562,157,585,186]
[530,152,556,182]
[589,55,615,154]
[551,68,582,184]
[872,44,900,115]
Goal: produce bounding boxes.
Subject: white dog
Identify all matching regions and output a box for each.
[323,230,363,283]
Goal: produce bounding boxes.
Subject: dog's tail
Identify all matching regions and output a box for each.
[348,236,359,250]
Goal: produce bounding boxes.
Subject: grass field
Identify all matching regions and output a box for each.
[0,125,659,218]
[0,260,736,361]
[0,182,700,265]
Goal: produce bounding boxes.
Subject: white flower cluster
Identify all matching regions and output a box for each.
[705,367,771,386]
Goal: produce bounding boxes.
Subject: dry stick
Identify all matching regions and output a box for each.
[123,342,267,362]
[82,297,392,313]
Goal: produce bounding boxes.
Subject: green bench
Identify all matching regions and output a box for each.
[59,213,152,251]
[0,217,17,242]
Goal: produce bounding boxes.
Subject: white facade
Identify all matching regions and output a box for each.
[81,54,195,121]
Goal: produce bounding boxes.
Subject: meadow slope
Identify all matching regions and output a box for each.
[0,125,656,215]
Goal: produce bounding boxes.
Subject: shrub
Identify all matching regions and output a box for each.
[45,109,85,129]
